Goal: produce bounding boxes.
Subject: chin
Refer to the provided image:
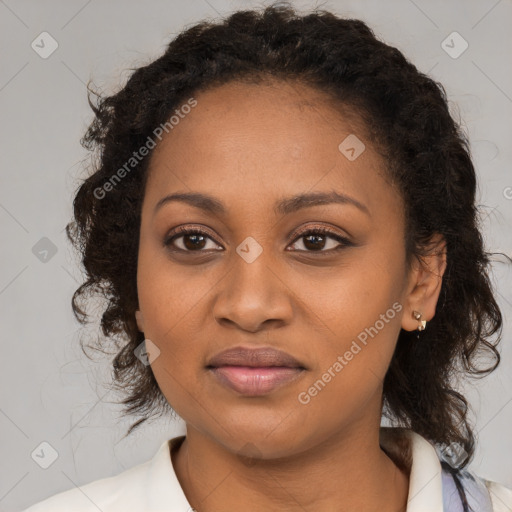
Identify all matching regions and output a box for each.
[201,409,309,460]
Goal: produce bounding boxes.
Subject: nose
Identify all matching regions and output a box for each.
[212,248,294,333]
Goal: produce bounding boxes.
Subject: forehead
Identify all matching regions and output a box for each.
[151,79,362,159]
[144,79,399,219]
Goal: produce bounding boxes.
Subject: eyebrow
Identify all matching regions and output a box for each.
[153,191,370,217]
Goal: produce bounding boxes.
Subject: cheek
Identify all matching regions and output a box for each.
[143,310,210,425]
[137,245,213,339]
[293,248,404,343]
[137,281,205,376]
[136,257,209,410]
[294,251,405,400]
[295,303,402,432]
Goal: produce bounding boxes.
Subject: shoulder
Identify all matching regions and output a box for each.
[21,459,152,512]
[404,428,512,512]
[380,427,512,512]
[21,436,191,512]
[441,467,512,512]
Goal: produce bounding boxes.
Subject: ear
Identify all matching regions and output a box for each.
[135,310,145,333]
[401,233,447,332]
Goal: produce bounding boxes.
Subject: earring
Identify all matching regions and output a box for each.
[412,310,427,333]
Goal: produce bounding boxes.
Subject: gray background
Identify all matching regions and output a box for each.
[1,0,511,510]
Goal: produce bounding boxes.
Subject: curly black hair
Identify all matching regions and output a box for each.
[66,2,507,491]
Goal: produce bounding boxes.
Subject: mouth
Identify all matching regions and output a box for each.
[206,346,307,396]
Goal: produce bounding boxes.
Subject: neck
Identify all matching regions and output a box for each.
[172,421,410,512]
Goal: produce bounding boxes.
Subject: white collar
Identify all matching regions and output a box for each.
[380,427,443,512]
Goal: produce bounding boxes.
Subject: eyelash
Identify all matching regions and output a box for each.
[164,225,354,255]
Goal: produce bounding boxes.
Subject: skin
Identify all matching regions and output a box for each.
[135,79,447,512]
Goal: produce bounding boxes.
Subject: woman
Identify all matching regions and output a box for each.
[23,3,512,511]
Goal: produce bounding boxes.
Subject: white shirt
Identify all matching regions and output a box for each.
[22,427,512,512]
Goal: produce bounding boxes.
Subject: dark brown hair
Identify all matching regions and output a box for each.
[67,2,507,487]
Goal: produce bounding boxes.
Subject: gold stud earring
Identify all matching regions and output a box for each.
[412,310,427,331]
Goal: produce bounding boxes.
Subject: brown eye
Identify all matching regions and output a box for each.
[163,225,354,255]
[164,228,222,252]
[288,228,353,253]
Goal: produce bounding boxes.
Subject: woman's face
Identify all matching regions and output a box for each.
[136,79,430,458]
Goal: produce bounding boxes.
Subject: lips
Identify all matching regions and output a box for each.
[206,346,307,396]
[207,346,305,369]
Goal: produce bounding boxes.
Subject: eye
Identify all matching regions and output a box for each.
[164,227,222,253]
[288,227,354,253]
[164,225,353,254]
